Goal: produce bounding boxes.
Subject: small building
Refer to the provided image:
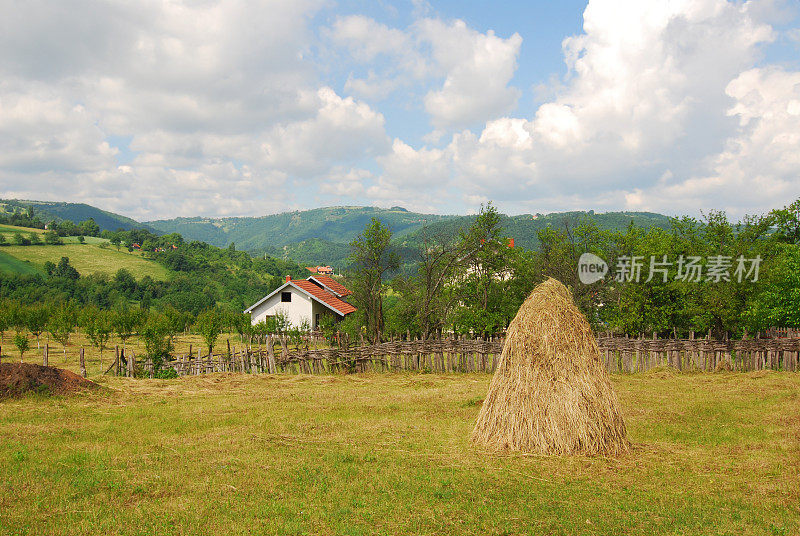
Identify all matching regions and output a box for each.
[244,275,356,329]
[306,265,335,275]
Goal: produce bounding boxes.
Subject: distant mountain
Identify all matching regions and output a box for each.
[148,206,455,251]
[397,210,673,251]
[0,199,153,232]
[150,206,673,270]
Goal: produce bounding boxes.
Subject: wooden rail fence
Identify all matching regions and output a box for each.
[100,334,799,377]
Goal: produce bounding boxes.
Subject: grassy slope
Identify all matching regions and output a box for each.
[0,251,43,276]
[0,199,152,232]
[1,244,170,280]
[0,366,797,535]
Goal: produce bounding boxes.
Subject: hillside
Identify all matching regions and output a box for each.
[0,242,171,280]
[0,199,153,232]
[397,210,673,251]
[148,206,455,251]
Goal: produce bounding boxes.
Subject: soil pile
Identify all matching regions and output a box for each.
[0,363,99,399]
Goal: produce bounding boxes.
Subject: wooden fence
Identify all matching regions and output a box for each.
[105,333,799,377]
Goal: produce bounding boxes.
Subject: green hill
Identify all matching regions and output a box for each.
[1,243,171,280]
[147,206,455,251]
[397,210,673,251]
[0,199,153,232]
[151,206,672,270]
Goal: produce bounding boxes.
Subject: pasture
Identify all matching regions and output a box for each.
[0,344,797,535]
[0,243,171,280]
[0,250,43,276]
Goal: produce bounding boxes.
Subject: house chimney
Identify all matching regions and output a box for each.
[285,275,291,282]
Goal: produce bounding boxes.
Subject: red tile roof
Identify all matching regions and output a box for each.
[292,280,356,316]
[308,275,352,297]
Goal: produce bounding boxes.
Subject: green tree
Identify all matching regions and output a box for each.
[112,306,143,351]
[48,303,77,361]
[0,305,9,343]
[43,230,62,245]
[28,232,42,245]
[82,308,112,367]
[194,308,225,355]
[13,232,29,246]
[140,313,174,373]
[52,257,79,280]
[14,332,29,361]
[25,304,50,351]
[348,218,399,343]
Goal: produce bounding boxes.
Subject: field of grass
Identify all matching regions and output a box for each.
[0,243,170,280]
[0,250,43,276]
[0,344,797,535]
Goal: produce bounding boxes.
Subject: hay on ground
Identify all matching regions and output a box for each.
[472,278,629,456]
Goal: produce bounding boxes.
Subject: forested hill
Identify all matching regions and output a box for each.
[149,206,672,268]
[397,210,673,251]
[147,206,455,250]
[0,199,152,232]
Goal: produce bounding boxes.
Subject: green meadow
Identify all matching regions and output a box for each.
[1,371,797,535]
[0,243,170,280]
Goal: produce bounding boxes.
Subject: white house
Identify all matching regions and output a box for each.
[244,275,356,329]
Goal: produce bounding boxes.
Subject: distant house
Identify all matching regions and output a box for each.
[306,265,334,275]
[244,275,356,329]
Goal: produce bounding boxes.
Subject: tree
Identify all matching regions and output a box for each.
[349,218,399,343]
[82,308,112,367]
[0,234,6,246]
[227,310,251,342]
[408,227,466,338]
[140,313,174,372]
[43,230,62,245]
[194,308,225,355]
[48,303,76,361]
[25,304,50,351]
[13,232,29,246]
[28,232,42,245]
[110,235,122,251]
[112,306,143,351]
[14,332,29,362]
[770,198,800,244]
[77,235,85,244]
[451,203,513,336]
[52,257,79,280]
[0,305,9,343]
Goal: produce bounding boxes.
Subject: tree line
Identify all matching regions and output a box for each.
[343,199,800,342]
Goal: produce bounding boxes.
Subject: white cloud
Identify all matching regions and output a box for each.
[418,19,522,128]
[326,15,522,128]
[411,0,795,217]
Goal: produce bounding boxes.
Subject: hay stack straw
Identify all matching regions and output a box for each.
[472,278,628,455]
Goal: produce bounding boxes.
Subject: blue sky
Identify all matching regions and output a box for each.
[0,0,799,221]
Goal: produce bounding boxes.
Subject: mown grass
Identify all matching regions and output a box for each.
[1,243,170,280]
[0,250,43,276]
[0,368,797,535]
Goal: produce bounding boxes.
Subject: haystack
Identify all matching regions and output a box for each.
[472,278,628,455]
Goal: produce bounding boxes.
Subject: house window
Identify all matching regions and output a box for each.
[281,291,292,302]
[315,313,320,328]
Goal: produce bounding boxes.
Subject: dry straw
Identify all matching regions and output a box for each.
[472,278,629,455]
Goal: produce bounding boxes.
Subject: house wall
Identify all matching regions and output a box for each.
[249,286,313,327]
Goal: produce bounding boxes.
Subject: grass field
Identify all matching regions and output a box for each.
[0,355,797,535]
[0,243,170,280]
[0,250,43,276]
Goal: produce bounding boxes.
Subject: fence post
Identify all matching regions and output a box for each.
[43,343,49,367]
[79,347,86,378]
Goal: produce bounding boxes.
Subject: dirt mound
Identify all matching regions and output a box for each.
[0,363,99,399]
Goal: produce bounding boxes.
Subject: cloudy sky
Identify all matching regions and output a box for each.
[1,0,799,221]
